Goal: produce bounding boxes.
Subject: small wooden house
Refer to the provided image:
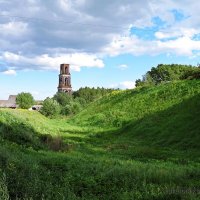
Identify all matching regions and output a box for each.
[0,95,17,109]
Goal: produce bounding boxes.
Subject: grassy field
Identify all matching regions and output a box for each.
[0,80,200,199]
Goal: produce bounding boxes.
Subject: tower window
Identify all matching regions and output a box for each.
[65,67,68,74]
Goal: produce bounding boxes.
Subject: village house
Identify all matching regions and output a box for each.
[0,95,17,109]
[0,95,43,110]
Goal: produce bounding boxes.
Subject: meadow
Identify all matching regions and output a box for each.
[0,80,200,199]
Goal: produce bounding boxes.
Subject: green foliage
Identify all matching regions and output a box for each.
[0,171,9,200]
[0,80,200,199]
[52,92,83,116]
[16,92,34,109]
[70,101,82,114]
[40,98,61,117]
[136,64,200,87]
[44,88,116,117]
[53,92,72,106]
[72,80,200,128]
[181,67,200,80]
[74,97,87,107]
[73,87,116,104]
[61,104,72,115]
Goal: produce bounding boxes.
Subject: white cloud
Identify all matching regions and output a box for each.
[118,64,128,70]
[0,52,104,72]
[31,91,39,96]
[155,28,199,39]
[2,69,17,75]
[158,36,200,56]
[110,81,135,89]
[0,0,200,71]
[0,21,29,37]
[120,81,135,89]
[103,33,200,57]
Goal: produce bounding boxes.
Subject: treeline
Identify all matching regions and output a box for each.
[135,64,200,87]
[41,87,117,117]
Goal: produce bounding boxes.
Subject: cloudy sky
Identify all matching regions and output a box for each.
[0,0,200,99]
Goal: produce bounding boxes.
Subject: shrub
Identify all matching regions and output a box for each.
[181,68,200,80]
[0,171,9,200]
[61,104,73,115]
[16,92,34,109]
[71,102,82,114]
[74,97,87,107]
[53,92,72,106]
[40,98,61,117]
[135,64,199,87]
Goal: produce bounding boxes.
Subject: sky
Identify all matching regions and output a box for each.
[0,0,200,100]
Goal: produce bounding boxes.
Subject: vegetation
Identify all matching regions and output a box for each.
[73,87,116,104]
[71,80,200,128]
[53,92,82,115]
[135,64,200,87]
[41,87,117,118]
[16,92,34,109]
[0,79,200,199]
[40,98,61,117]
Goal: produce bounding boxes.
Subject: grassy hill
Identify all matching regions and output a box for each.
[0,80,200,199]
[71,80,200,128]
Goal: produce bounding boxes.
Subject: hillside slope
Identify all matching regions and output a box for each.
[71,80,200,128]
[0,80,200,199]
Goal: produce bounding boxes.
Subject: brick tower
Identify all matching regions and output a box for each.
[58,64,72,93]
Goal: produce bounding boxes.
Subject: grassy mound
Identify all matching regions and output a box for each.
[0,80,200,199]
[71,80,200,128]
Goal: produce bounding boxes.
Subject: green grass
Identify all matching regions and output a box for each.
[0,80,200,199]
[71,80,200,128]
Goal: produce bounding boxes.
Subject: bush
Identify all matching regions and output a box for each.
[61,104,72,115]
[135,64,199,87]
[61,102,82,115]
[74,97,87,107]
[53,92,72,106]
[70,102,82,114]
[0,171,9,200]
[16,92,34,109]
[73,87,116,104]
[181,68,200,80]
[40,98,61,117]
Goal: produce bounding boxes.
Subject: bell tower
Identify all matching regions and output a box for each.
[58,64,72,93]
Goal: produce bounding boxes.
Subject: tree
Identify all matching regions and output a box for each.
[135,64,198,87]
[53,92,72,106]
[70,101,82,114]
[61,104,73,115]
[40,98,61,117]
[16,92,34,109]
[73,87,116,103]
[181,67,200,80]
[135,79,143,87]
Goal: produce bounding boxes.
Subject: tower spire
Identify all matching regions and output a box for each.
[58,64,72,93]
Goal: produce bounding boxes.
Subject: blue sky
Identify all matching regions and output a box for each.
[0,0,200,100]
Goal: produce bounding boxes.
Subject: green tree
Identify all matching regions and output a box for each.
[135,64,199,87]
[40,98,61,117]
[61,104,73,115]
[73,87,116,103]
[70,101,82,114]
[53,92,72,106]
[0,171,9,200]
[74,97,87,107]
[16,92,34,109]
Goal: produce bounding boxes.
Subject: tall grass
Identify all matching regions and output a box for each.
[71,80,200,128]
[0,80,200,199]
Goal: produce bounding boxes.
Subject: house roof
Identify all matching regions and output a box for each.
[0,95,17,108]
